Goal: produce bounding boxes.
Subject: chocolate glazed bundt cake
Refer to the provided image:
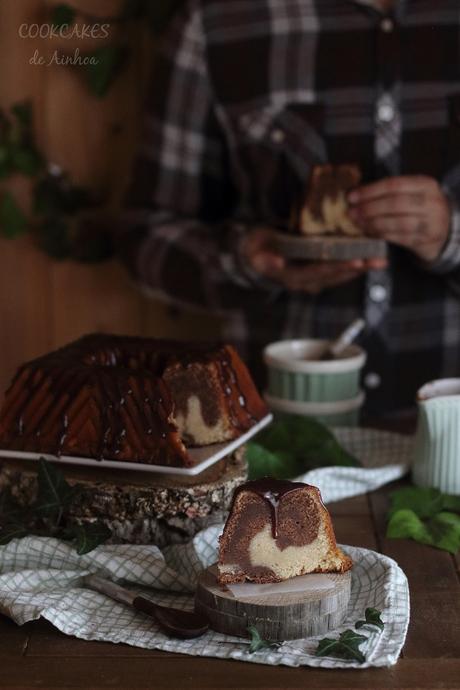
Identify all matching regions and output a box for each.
[0,335,268,467]
[218,479,352,583]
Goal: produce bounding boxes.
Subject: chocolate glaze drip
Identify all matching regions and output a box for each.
[232,478,307,539]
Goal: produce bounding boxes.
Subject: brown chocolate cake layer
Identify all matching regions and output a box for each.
[218,478,352,583]
[0,335,268,467]
[294,163,362,236]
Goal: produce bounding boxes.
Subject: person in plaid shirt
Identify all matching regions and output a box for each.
[119,0,460,415]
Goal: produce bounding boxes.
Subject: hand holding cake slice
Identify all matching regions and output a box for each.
[218,479,352,584]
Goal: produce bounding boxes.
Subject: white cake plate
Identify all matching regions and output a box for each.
[0,413,273,477]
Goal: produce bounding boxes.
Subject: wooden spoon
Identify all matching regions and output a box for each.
[84,575,209,639]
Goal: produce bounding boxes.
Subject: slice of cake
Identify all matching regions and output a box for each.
[0,335,268,467]
[294,164,362,237]
[217,478,352,583]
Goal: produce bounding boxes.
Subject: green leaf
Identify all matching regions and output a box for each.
[69,523,112,555]
[0,490,22,522]
[246,443,298,480]
[389,487,444,520]
[0,191,28,238]
[426,512,460,555]
[70,227,114,263]
[387,508,460,554]
[37,218,72,260]
[11,101,32,129]
[247,416,359,480]
[0,145,12,179]
[35,458,75,518]
[441,494,460,513]
[316,629,367,663]
[51,4,76,29]
[355,607,384,632]
[246,625,279,654]
[83,44,128,98]
[0,523,29,545]
[387,508,430,541]
[11,145,43,176]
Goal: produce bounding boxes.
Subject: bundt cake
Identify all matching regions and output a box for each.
[217,478,352,583]
[0,335,268,467]
[294,164,362,236]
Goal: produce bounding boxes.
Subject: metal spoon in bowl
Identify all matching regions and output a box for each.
[320,318,365,360]
[84,575,209,639]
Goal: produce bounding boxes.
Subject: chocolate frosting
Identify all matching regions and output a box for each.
[232,478,308,539]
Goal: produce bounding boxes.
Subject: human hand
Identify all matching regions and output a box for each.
[348,175,451,263]
[239,227,387,294]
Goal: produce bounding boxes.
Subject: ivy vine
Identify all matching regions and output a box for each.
[51,0,184,98]
[0,1,183,261]
[0,101,111,262]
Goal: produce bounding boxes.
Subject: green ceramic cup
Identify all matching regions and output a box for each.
[265,391,364,427]
[264,339,366,404]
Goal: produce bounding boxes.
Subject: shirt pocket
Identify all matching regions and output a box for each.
[221,101,326,227]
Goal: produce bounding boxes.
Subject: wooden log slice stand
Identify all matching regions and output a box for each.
[195,564,352,641]
[0,449,247,548]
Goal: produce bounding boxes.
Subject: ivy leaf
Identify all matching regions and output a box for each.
[0,145,12,178]
[0,191,28,238]
[11,145,43,176]
[387,508,460,554]
[316,629,367,663]
[70,225,114,263]
[247,416,359,480]
[11,101,32,129]
[0,522,29,545]
[426,512,460,555]
[246,443,298,480]
[83,44,128,98]
[37,218,72,260]
[34,458,76,518]
[439,494,460,513]
[69,523,112,555]
[387,508,431,541]
[247,626,280,654]
[0,490,23,522]
[389,487,444,520]
[51,4,76,29]
[355,607,384,632]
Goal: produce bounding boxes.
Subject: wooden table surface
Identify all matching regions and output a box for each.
[1,478,459,689]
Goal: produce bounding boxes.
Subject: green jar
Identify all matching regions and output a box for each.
[264,339,366,426]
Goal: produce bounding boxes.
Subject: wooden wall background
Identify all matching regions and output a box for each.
[0,0,220,395]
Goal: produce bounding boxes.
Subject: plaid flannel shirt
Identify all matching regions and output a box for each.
[120,0,460,414]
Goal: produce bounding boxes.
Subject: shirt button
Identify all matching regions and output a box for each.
[365,372,381,389]
[369,284,387,303]
[380,17,394,33]
[271,128,285,144]
[377,102,395,123]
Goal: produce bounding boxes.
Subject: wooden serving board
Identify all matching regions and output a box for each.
[195,565,351,641]
[273,232,387,261]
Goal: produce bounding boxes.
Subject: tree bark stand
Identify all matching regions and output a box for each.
[0,449,247,547]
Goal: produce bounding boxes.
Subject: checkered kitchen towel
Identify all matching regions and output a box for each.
[304,427,413,504]
[0,524,409,669]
